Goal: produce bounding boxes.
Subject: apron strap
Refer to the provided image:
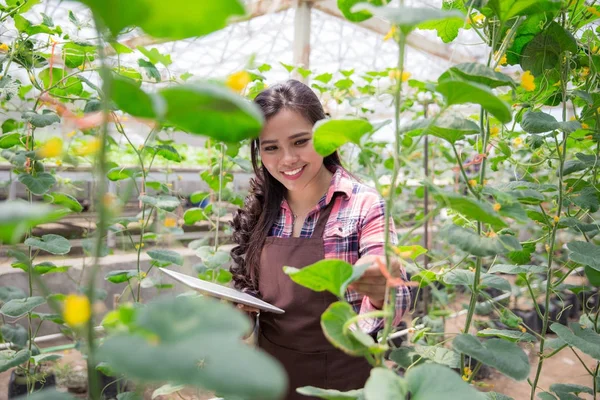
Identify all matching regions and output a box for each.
[312,194,336,238]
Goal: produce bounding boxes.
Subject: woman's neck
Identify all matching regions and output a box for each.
[286,165,334,215]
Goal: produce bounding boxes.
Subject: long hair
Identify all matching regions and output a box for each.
[230,79,343,292]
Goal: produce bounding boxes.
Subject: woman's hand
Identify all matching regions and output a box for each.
[347,255,403,309]
[236,303,260,314]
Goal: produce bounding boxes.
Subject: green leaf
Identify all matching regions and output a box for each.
[584,266,600,287]
[105,270,139,283]
[453,334,530,380]
[486,393,515,400]
[31,353,62,364]
[521,22,577,76]
[337,0,383,22]
[146,181,169,193]
[147,249,184,266]
[196,247,231,269]
[43,192,83,212]
[321,302,370,356]
[414,345,460,368]
[418,15,463,43]
[1,324,28,347]
[436,80,512,123]
[97,296,286,399]
[63,42,95,68]
[313,118,374,156]
[10,389,77,399]
[18,172,56,196]
[364,367,405,399]
[111,74,158,119]
[441,224,522,257]
[550,384,594,396]
[154,144,181,162]
[26,261,70,275]
[137,46,172,66]
[110,41,134,54]
[0,286,26,303]
[107,167,139,181]
[75,0,246,40]
[521,111,580,134]
[314,73,334,84]
[405,363,484,399]
[139,195,180,211]
[138,58,161,82]
[13,14,54,35]
[432,190,507,229]
[183,208,206,225]
[550,323,600,360]
[0,296,46,318]
[352,5,464,35]
[443,270,511,292]
[567,241,600,271]
[21,110,60,128]
[401,115,480,144]
[476,328,536,342]
[82,238,109,257]
[296,386,363,399]
[0,349,31,373]
[0,133,23,149]
[159,83,264,142]
[283,259,368,298]
[37,68,83,97]
[152,384,185,399]
[439,63,515,88]
[488,264,546,274]
[24,234,71,255]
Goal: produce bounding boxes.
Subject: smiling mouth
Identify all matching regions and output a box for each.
[282,166,304,176]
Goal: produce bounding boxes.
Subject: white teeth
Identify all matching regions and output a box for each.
[283,167,303,176]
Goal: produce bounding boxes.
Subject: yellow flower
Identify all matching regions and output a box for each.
[226,71,251,93]
[383,25,397,41]
[388,69,411,82]
[585,135,593,140]
[164,217,177,228]
[521,71,536,91]
[545,244,551,253]
[519,325,527,333]
[582,123,590,129]
[134,243,145,250]
[490,126,499,136]
[55,160,63,166]
[488,231,497,238]
[587,6,600,17]
[66,130,77,138]
[37,137,63,158]
[494,67,501,72]
[493,203,501,212]
[513,137,523,146]
[552,81,561,87]
[468,179,477,187]
[63,294,91,327]
[73,138,100,156]
[553,216,560,224]
[0,43,8,52]
[592,46,599,54]
[473,13,485,23]
[581,67,590,77]
[498,53,507,66]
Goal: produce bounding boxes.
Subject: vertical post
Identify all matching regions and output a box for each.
[106,180,116,249]
[293,0,312,82]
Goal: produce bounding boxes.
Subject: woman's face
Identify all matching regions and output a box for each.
[259,109,325,193]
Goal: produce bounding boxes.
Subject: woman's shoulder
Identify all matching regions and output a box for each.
[336,170,384,210]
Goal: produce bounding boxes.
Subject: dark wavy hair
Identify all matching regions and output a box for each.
[230,79,343,293]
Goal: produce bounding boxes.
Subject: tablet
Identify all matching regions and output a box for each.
[159,268,285,314]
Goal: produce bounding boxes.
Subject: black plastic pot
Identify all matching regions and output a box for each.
[7,370,56,399]
[510,308,541,333]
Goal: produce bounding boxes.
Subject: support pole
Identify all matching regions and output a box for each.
[293,0,312,82]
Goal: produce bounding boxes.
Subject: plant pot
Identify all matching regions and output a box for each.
[99,370,130,399]
[7,370,56,399]
[536,301,569,333]
[510,308,541,334]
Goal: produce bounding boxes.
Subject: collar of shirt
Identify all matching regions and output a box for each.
[280,166,353,215]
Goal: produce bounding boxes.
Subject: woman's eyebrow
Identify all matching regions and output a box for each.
[261,132,310,146]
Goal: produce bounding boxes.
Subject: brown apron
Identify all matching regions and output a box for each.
[258,198,371,400]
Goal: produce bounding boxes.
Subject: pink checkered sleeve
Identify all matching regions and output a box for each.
[353,197,410,334]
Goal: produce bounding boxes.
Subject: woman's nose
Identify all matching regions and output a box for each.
[281,147,299,164]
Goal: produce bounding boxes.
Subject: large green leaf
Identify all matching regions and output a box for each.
[321,302,370,356]
[401,115,480,144]
[337,0,383,23]
[107,167,140,181]
[18,172,56,195]
[283,259,369,298]
[0,201,68,244]
[24,234,71,255]
[521,22,578,76]
[159,83,263,142]
[550,384,594,397]
[139,195,180,211]
[313,119,375,156]
[0,296,46,318]
[567,241,600,271]
[63,42,95,68]
[43,192,83,212]
[414,345,460,368]
[351,5,464,35]
[98,296,286,399]
[38,68,83,97]
[0,349,31,373]
[521,111,580,134]
[183,208,206,225]
[111,75,158,119]
[550,323,600,360]
[405,364,484,400]
[484,0,561,21]
[364,367,406,399]
[436,80,512,123]
[147,249,184,266]
[75,0,245,40]
[452,334,530,380]
[21,109,60,128]
[297,386,364,400]
[476,329,536,343]
[443,270,511,292]
[418,5,463,44]
[105,270,139,283]
[2,324,28,348]
[0,133,23,149]
[439,63,515,88]
[488,264,546,274]
[0,286,26,303]
[433,190,507,229]
[441,224,522,257]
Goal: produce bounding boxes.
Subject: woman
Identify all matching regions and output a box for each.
[230,79,410,399]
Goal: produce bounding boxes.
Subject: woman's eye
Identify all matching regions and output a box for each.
[295,139,309,146]
[264,146,277,152]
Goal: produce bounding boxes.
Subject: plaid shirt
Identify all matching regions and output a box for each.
[269,166,410,333]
